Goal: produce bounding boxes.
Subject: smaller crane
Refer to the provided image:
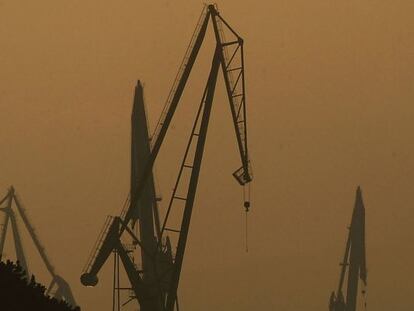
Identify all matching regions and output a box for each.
[329,186,367,311]
[0,186,78,308]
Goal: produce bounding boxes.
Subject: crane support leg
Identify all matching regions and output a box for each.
[0,191,13,260]
[0,210,10,260]
[165,46,221,311]
[115,239,162,310]
[9,209,29,276]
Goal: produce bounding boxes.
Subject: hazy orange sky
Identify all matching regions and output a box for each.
[1,1,414,310]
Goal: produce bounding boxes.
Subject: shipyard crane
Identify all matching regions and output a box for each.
[81,4,252,311]
[102,80,168,311]
[0,187,78,307]
[329,186,367,311]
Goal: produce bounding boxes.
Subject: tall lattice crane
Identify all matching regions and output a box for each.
[0,187,78,308]
[80,4,252,311]
[329,186,367,311]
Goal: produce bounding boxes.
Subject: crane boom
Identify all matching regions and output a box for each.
[210,5,251,184]
[123,7,211,228]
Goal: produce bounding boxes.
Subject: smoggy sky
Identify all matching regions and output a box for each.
[1,1,413,310]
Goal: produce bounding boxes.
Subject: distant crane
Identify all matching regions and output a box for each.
[0,186,78,308]
[109,80,166,310]
[329,186,367,311]
[81,4,252,311]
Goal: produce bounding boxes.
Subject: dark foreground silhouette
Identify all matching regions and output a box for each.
[0,260,80,311]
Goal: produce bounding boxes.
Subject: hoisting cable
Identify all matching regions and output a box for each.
[243,184,250,253]
[245,208,248,253]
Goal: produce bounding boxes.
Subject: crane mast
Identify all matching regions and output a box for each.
[81,4,252,311]
[130,81,161,285]
[329,186,367,311]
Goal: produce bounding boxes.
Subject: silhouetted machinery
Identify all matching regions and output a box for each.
[80,4,252,311]
[0,187,78,308]
[329,187,367,311]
